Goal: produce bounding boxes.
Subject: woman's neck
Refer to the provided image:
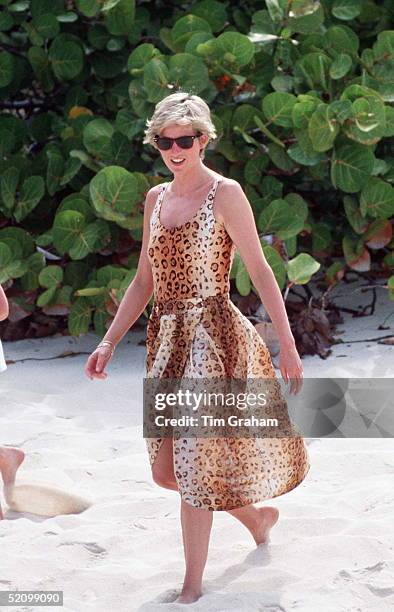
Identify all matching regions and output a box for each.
[170,162,216,196]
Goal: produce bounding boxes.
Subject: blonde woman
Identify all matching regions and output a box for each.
[85,92,310,604]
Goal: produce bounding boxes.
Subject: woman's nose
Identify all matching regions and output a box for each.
[170,141,182,153]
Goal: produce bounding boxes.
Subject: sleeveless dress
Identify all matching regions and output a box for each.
[145,177,310,511]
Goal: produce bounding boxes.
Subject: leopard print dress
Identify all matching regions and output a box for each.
[144,177,310,511]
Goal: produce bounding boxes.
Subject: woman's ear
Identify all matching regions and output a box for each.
[198,133,209,156]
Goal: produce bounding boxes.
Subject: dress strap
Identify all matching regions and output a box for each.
[150,182,170,230]
[206,177,223,222]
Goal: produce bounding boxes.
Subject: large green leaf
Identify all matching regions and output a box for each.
[46,145,64,196]
[332,0,362,21]
[343,195,368,234]
[235,258,251,296]
[168,53,209,93]
[143,58,169,103]
[288,1,325,34]
[294,52,331,90]
[89,166,140,227]
[0,242,12,283]
[0,227,35,257]
[0,51,14,86]
[127,43,159,74]
[262,243,287,289]
[287,253,321,284]
[329,53,352,79]
[262,92,297,127]
[311,223,331,252]
[360,178,394,219]
[324,25,359,55]
[39,265,63,288]
[331,144,375,193]
[232,104,262,131]
[33,13,60,40]
[258,199,304,238]
[267,143,297,171]
[53,211,109,259]
[216,31,255,67]
[103,0,135,36]
[171,14,211,50]
[83,118,114,159]
[14,175,45,221]
[308,103,340,152]
[76,0,100,18]
[244,155,269,185]
[0,167,19,209]
[28,45,55,90]
[292,95,319,129]
[49,37,84,80]
[190,0,227,32]
[68,297,92,335]
[340,85,387,144]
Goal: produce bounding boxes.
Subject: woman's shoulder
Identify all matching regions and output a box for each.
[143,182,167,210]
[205,172,240,196]
[213,177,246,225]
[145,182,167,199]
[214,176,244,200]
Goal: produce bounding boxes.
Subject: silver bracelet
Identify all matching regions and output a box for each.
[96,340,115,354]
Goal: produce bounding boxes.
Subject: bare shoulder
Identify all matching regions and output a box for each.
[145,183,164,204]
[215,178,246,224]
[143,183,164,216]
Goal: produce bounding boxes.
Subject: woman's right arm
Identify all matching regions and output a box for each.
[101,184,162,347]
[84,185,161,379]
[0,285,9,321]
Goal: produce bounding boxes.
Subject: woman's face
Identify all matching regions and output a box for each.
[155,123,208,174]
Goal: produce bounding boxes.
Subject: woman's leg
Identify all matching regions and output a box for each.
[151,438,179,490]
[175,500,213,604]
[0,447,25,487]
[152,438,212,603]
[227,505,279,545]
[151,439,279,545]
[0,446,25,520]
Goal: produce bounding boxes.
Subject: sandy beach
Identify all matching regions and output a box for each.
[0,277,393,611]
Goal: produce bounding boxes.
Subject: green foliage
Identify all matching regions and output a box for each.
[0,1,394,338]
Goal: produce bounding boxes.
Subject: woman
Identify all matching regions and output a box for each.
[85,92,310,604]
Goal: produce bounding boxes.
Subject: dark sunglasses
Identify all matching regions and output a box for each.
[153,132,202,151]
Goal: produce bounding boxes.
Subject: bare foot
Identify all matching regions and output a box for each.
[251,506,279,545]
[0,447,25,487]
[174,590,202,604]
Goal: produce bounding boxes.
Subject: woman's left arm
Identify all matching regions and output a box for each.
[216,180,303,391]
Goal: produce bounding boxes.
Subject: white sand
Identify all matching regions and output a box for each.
[0,277,393,611]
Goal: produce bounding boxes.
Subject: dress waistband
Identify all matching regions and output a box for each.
[152,293,230,315]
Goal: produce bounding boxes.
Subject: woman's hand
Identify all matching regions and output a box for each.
[84,345,114,380]
[278,343,304,395]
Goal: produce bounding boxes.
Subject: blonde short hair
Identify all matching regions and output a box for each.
[143,91,217,159]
